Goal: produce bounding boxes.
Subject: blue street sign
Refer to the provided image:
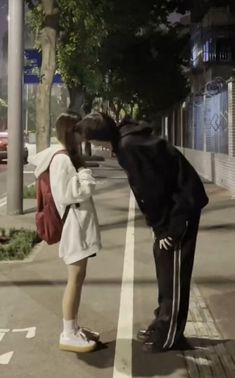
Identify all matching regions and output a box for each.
[24,48,63,84]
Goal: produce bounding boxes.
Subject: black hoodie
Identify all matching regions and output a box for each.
[116,121,208,240]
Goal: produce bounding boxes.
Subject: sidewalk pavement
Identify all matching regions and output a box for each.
[193,181,235,364]
[0,160,235,377]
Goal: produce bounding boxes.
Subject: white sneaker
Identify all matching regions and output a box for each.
[59,330,96,353]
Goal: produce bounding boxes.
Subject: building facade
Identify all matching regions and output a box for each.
[164,2,235,195]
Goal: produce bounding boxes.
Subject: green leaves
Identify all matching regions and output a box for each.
[99,2,190,117]
[56,0,107,93]
[0,98,7,108]
[0,97,7,119]
[27,3,44,37]
[27,0,190,116]
[23,184,36,199]
[0,229,38,261]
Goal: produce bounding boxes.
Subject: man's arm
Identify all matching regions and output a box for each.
[117,144,151,221]
[165,147,208,241]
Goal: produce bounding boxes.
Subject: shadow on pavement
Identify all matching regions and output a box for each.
[23,207,36,214]
[100,215,143,231]
[199,223,235,231]
[186,336,230,348]
[77,339,115,369]
[2,278,235,287]
[203,201,235,213]
[0,278,158,287]
[77,337,232,376]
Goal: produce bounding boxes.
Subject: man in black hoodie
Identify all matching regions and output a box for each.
[78,112,208,352]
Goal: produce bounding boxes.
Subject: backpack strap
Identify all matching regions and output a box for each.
[49,149,71,223]
[62,205,70,223]
[49,149,68,166]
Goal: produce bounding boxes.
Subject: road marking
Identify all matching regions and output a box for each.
[0,351,14,365]
[0,329,10,342]
[12,327,36,339]
[0,327,36,365]
[113,191,135,378]
[0,198,6,208]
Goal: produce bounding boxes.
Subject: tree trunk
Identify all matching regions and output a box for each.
[68,85,90,154]
[115,100,122,123]
[68,85,86,117]
[109,100,116,115]
[36,0,58,152]
[130,103,134,118]
[83,96,93,114]
[84,141,92,156]
[102,99,109,114]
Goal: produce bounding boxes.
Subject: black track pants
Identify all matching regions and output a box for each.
[150,213,200,349]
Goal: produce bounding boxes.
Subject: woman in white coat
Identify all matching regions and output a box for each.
[30,112,101,353]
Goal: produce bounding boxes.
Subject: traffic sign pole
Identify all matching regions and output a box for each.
[7,0,24,215]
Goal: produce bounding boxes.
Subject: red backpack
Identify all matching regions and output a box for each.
[36,150,70,245]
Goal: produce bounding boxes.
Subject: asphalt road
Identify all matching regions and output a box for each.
[0,143,111,200]
[0,162,35,201]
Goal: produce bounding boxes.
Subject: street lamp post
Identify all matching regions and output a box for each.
[7,0,24,215]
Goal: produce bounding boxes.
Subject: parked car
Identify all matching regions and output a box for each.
[0,131,28,164]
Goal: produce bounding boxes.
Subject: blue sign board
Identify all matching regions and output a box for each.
[24,49,63,84]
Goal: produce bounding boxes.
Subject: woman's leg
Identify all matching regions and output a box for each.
[59,258,97,352]
[62,258,87,323]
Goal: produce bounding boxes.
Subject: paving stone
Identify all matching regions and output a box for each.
[183,284,235,377]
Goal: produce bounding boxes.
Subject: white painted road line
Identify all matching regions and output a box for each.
[0,329,10,342]
[113,191,135,378]
[0,180,35,209]
[0,351,14,365]
[12,327,36,339]
[0,198,7,208]
[0,327,36,365]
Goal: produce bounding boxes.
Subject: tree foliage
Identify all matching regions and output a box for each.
[57,0,107,95]
[27,0,191,125]
[99,1,190,117]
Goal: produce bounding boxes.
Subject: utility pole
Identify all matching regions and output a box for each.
[7,0,24,215]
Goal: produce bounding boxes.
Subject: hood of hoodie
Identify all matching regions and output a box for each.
[119,121,153,139]
[28,143,65,178]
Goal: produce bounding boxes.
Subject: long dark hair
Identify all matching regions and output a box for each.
[55,112,84,171]
[77,112,120,152]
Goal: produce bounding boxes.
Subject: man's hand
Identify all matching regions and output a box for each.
[159,237,173,251]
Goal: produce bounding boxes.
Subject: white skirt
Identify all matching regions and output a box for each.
[59,201,101,265]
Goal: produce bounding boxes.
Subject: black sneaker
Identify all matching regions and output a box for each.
[137,329,154,342]
[80,327,100,342]
[171,336,194,351]
[142,337,164,353]
[142,335,193,353]
[137,316,158,341]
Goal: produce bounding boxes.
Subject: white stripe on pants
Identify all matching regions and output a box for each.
[163,245,182,349]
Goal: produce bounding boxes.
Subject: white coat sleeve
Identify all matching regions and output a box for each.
[50,154,96,206]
